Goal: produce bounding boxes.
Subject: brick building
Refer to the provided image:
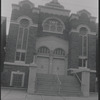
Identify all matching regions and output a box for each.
[1,17,6,72]
[1,0,98,96]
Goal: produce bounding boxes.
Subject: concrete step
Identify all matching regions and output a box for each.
[36,74,81,96]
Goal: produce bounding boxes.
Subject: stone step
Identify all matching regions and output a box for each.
[36,74,81,96]
[35,91,81,96]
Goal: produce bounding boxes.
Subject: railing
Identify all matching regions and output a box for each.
[74,73,82,84]
[56,72,61,95]
[67,68,82,85]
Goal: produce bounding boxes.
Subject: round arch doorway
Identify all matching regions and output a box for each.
[36,36,68,75]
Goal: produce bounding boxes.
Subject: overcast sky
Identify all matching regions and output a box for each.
[1,0,98,34]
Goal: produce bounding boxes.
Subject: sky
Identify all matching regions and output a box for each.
[1,0,98,34]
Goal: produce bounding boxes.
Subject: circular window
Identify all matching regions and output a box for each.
[20,19,30,27]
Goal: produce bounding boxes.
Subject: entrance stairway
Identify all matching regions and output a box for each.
[35,74,82,96]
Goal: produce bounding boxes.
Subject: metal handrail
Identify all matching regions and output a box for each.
[67,68,85,86]
[56,72,61,94]
[74,73,82,84]
[56,73,61,85]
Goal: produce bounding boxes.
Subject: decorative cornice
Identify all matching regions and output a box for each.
[39,5,70,16]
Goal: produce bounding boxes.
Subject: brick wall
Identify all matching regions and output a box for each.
[88,35,96,70]
[25,26,37,64]
[1,64,29,88]
[68,32,80,68]
[5,24,19,62]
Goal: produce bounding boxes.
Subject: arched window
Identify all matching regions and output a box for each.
[15,18,30,62]
[38,46,50,54]
[53,48,65,56]
[43,18,64,33]
[79,27,88,67]
[80,27,88,36]
[79,27,88,56]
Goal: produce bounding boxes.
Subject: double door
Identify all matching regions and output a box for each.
[36,56,66,75]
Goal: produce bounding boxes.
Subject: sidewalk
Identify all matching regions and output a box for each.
[1,88,98,100]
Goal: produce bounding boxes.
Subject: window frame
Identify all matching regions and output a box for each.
[79,56,87,67]
[10,71,25,87]
[42,17,65,34]
[15,18,29,62]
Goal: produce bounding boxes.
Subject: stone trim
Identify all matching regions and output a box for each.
[10,71,25,87]
[43,30,63,34]
[42,17,65,29]
[4,62,29,66]
[11,16,38,27]
[69,24,97,36]
[39,6,70,16]
[42,17,65,34]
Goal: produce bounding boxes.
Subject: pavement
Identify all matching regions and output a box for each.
[1,88,98,100]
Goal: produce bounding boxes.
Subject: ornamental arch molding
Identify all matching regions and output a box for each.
[70,24,96,35]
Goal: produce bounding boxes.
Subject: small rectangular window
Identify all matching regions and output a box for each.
[16,52,20,61]
[17,28,23,49]
[79,58,82,67]
[21,52,25,61]
[83,59,87,67]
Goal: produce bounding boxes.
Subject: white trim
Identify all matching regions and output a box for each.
[17,16,33,26]
[42,17,65,30]
[10,21,19,24]
[16,49,26,52]
[79,56,87,59]
[68,68,96,73]
[43,30,63,34]
[10,20,38,27]
[11,16,38,27]
[15,26,26,62]
[4,62,29,66]
[69,29,96,36]
[25,28,29,63]
[15,26,29,62]
[10,71,25,87]
[14,61,25,64]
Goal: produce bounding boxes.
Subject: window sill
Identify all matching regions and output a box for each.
[43,30,63,34]
[15,61,25,64]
